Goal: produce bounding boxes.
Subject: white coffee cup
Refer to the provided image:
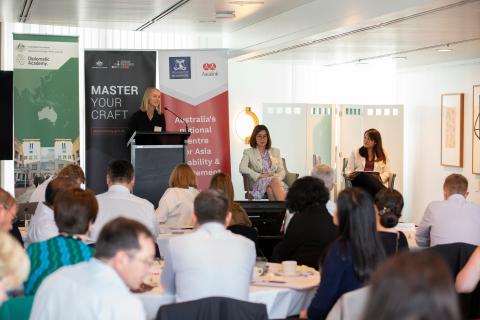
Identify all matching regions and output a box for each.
[282,260,297,275]
[252,266,264,281]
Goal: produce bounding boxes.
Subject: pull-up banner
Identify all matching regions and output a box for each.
[13,34,79,202]
[84,51,156,193]
[158,50,230,189]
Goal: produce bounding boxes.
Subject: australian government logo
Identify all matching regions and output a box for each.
[202,63,218,77]
[169,57,191,79]
[16,43,26,52]
[91,60,108,69]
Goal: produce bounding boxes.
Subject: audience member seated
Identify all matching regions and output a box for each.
[0,232,30,305]
[374,189,409,256]
[209,172,252,227]
[156,163,199,227]
[239,124,287,201]
[362,251,460,320]
[299,188,385,320]
[456,246,480,293]
[89,160,159,243]
[0,188,17,232]
[29,164,85,203]
[272,176,337,269]
[24,188,97,295]
[161,190,256,302]
[30,218,154,319]
[311,164,336,215]
[26,177,78,245]
[416,174,480,247]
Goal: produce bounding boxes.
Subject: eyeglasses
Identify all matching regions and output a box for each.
[126,252,154,267]
[256,135,268,139]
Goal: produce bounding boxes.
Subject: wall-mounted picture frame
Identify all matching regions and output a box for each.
[441,93,464,167]
[473,86,480,174]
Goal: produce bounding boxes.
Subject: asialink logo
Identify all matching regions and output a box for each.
[169,57,191,79]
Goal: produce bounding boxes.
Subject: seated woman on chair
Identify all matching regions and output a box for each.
[239,125,287,201]
[346,128,391,184]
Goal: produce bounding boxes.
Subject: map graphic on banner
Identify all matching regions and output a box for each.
[13,34,79,202]
[158,50,230,188]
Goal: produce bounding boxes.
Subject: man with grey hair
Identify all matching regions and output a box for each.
[311,164,336,216]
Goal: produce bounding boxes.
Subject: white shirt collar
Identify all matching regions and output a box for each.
[108,184,131,194]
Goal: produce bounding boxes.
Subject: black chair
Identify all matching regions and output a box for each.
[156,296,268,320]
[228,224,262,257]
[427,242,479,319]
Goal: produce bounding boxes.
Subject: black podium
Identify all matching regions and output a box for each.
[127,131,190,206]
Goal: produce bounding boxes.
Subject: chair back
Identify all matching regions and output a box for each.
[156,296,268,320]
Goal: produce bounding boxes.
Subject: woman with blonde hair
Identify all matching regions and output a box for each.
[0,188,16,232]
[156,164,199,227]
[126,87,166,143]
[209,173,251,227]
[0,232,30,305]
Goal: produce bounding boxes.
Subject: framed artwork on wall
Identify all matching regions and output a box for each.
[473,86,480,174]
[441,93,464,167]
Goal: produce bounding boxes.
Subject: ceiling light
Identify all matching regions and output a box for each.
[437,45,452,52]
[228,1,264,5]
[355,60,369,65]
[215,11,236,19]
[199,19,216,23]
[391,56,407,60]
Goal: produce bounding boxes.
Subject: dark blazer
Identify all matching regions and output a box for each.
[272,203,338,268]
[156,296,268,320]
[378,231,409,257]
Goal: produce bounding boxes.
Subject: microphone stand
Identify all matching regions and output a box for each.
[164,107,189,133]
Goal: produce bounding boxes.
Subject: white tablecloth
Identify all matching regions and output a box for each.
[137,263,319,320]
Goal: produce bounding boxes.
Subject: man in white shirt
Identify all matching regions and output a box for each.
[311,164,336,216]
[416,174,480,247]
[26,177,77,245]
[88,160,159,243]
[161,190,256,302]
[30,217,154,320]
[29,164,85,203]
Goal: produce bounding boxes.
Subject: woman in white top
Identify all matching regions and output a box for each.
[239,125,287,201]
[346,128,391,184]
[156,163,199,227]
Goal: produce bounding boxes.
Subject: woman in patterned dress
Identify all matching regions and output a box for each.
[239,125,287,201]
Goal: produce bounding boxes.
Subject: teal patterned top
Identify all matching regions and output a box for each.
[24,235,94,295]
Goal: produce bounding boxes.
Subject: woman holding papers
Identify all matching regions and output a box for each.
[345,128,391,184]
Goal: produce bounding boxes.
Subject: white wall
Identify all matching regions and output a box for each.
[229,58,480,223]
[397,60,480,223]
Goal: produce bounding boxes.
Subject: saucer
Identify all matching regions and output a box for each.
[274,271,301,277]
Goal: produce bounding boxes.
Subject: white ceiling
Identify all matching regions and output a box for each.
[2,0,480,68]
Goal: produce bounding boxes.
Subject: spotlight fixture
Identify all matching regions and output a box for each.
[215,11,236,19]
[355,59,369,65]
[228,1,264,5]
[437,44,452,52]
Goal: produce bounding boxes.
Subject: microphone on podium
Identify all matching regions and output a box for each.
[164,106,189,133]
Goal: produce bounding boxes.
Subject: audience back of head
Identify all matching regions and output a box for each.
[286,176,330,213]
[209,173,235,204]
[194,190,229,224]
[374,189,404,228]
[107,160,134,184]
[95,217,153,260]
[0,232,30,299]
[54,188,98,235]
[362,251,460,320]
[0,188,16,231]
[45,177,78,207]
[311,164,335,191]
[57,164,86,186]
[337,188,385,282]
[443,173,468,196]
[169,163,197,189]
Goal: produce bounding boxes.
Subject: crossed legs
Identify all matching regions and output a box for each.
[266,177,286,201]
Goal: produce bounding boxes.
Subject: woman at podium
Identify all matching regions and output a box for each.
[239,125,287,201]
[126,87,166,143]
